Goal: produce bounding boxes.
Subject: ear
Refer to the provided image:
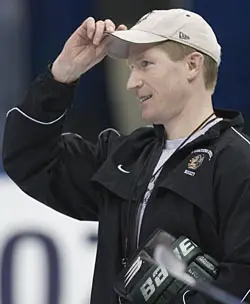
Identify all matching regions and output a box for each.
[186,52,204,82]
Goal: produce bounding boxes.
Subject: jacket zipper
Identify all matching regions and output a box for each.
[136,201,147,248]
[135,169,162,249]
[123,142,164,266]
[133,144,164,250]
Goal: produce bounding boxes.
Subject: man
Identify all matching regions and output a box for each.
[2,8,250,304]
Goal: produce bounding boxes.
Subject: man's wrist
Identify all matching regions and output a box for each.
[47,63,79,87]
[51,57,79,84]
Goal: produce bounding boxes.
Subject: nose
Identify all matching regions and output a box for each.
[126,70,143,91]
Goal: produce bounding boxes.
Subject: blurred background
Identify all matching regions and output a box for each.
[0,0,249,303]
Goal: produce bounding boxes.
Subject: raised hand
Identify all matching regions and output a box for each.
[52,17,127,83]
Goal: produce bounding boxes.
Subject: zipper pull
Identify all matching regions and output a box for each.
[122,257,128,267]
[122,237,128,267]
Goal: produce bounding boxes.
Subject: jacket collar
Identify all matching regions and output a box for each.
[153,108,244,141]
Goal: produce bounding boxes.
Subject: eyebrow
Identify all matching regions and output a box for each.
[127,54,146,67]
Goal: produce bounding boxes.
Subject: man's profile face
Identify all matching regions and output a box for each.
[126,43,190,125]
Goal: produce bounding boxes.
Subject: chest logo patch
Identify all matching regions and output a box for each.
[184,153,205,177]
[188,154,205,170]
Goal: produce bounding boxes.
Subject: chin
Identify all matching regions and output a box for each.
[141,112,159,125]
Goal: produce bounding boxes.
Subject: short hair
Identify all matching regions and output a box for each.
[158,41,219,93]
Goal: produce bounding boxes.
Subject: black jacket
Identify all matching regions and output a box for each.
[3,69,250,304]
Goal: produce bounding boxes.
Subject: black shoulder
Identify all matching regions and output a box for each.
[98,125,158,154]
[216,127,250,173]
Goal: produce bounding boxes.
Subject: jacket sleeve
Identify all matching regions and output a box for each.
[183,143,250,304]
[2,68,120,221]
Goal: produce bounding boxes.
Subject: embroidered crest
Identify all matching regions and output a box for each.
[184,153,206,177]
[188,154,205,170]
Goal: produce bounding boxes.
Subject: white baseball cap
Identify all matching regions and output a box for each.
[107,9,221,65]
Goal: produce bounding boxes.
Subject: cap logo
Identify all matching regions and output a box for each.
[179,31,190,40]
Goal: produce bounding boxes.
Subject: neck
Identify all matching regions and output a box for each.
[163,94,215,140]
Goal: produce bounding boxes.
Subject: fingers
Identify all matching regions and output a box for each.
[87,17,96,39]
[104,19,116,32]
[117,24,128,31]
[82,17,96,39]
[82,17,128,46]
[83,18,113,46]
[93,20,105,45]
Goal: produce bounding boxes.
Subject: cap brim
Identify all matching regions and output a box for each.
[106,30,168,59]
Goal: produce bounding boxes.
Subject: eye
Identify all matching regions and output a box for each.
[141,60,151,68]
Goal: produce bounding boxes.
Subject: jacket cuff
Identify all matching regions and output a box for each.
[16,65,76,123]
